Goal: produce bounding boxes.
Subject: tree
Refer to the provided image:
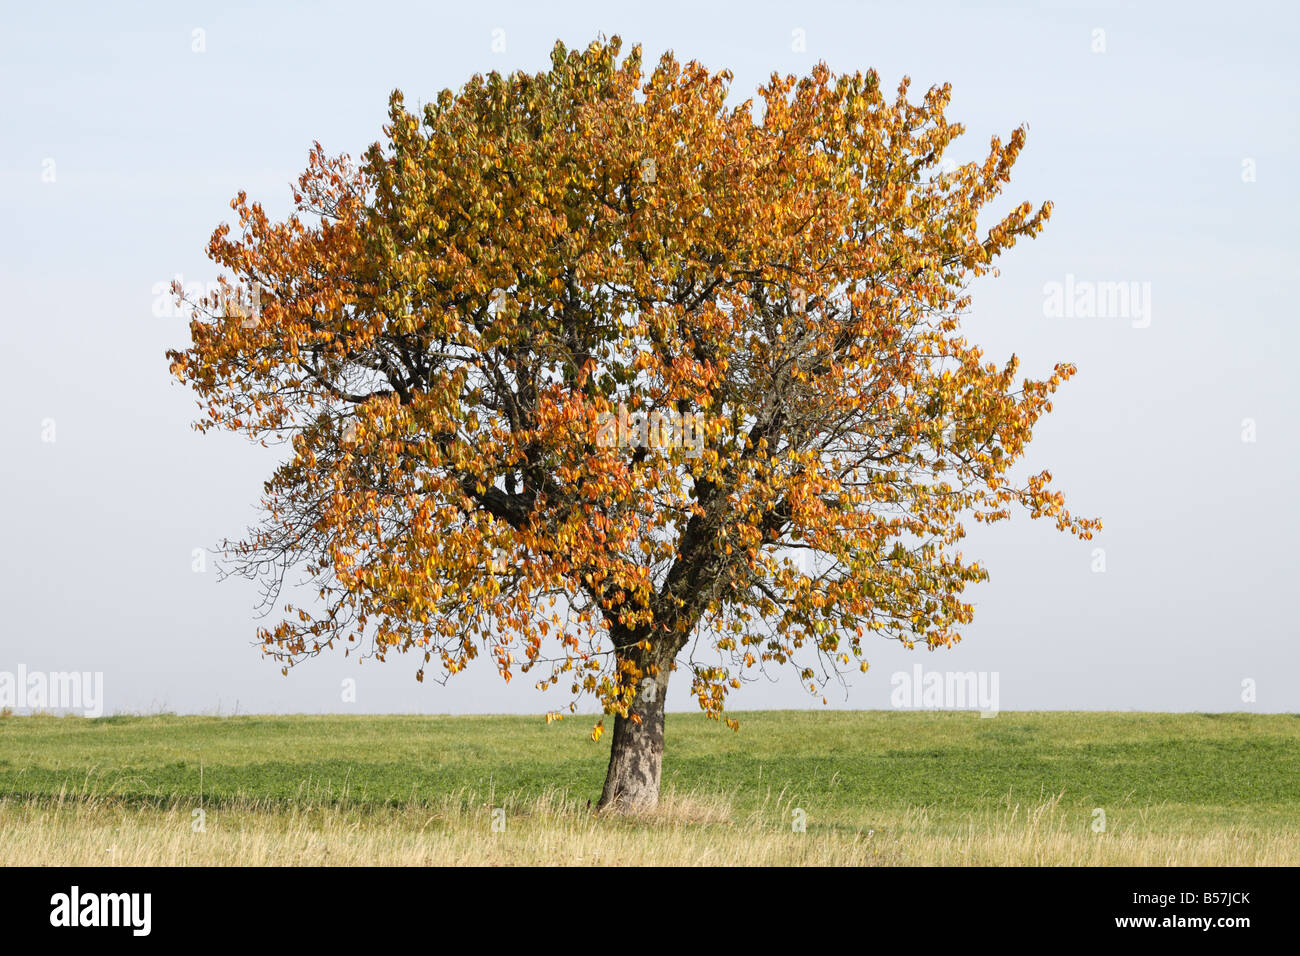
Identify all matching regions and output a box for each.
[167,37,1099,812]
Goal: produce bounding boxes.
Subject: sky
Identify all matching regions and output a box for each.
[1,1,1297,717]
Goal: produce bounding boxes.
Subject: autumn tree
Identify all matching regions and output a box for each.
[167,37,1098,812]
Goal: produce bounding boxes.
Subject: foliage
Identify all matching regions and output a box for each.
[167,37,1098,727]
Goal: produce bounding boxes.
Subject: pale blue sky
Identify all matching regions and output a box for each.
[2,1,1297,715]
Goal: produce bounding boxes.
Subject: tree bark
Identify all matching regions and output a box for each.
[595,534,712,813]
[597,648,672,813]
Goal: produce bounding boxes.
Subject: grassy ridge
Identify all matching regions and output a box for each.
[2,711,1296,827]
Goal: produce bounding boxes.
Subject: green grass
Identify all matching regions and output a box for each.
[2,710,1296,832]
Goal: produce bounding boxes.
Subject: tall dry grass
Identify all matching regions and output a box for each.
[3,787,1294,866]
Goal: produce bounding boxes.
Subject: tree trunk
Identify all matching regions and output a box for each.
[597,655,670,813]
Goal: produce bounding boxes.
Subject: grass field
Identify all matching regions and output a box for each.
[1,710,1296,865]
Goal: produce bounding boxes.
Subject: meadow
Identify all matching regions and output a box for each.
[1,710,1296,865]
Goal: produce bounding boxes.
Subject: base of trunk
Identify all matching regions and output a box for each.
[597,679,667,813]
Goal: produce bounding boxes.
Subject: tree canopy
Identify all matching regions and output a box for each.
[167,36,1097,808]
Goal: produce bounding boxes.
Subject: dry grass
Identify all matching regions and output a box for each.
[3,788,1295,866]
